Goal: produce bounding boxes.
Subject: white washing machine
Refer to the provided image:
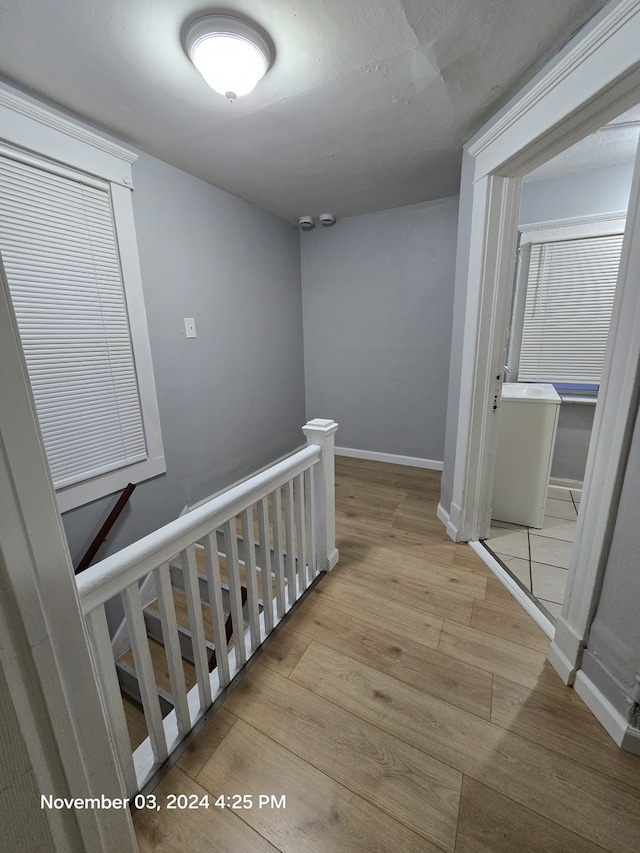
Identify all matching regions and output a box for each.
[492,383,561,528]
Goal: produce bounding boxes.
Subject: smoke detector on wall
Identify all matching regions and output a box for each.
[319,213,336,227]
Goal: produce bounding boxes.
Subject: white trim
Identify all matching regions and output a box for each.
[451,174,523,541]
[335,446,443,470]
[448,0,640,703]
[0,83,136,186]
[77,445,323,612]
[0,86,136,162]
[0,85,166,512]
[467,0,640,176]
[0,256,137,850]
[546,641,577,685]
[469,542,555,640]
[519,211,626,244]
[558,137,640,669]
[549,477,584,490]
[574,671,640,754]
[437,501,460,542]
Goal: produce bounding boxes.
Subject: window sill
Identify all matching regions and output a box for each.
[57,454,166,514]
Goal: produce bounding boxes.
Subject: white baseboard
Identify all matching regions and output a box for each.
[549,476,583,491]
[469,541,555,640]
[437,501,460,542]
[335,446,443,471]
[546,641,576,685]
[574,671,640,755]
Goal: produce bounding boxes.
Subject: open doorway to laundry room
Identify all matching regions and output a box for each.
[482,104,640,626]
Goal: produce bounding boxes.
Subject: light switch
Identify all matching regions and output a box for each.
[184,317,197,339]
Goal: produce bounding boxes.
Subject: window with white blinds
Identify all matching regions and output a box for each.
[518,233,623,383]
[0,153,148,490]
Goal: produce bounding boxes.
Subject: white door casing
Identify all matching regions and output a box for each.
[444,0,640,685]
[0,252,138,850]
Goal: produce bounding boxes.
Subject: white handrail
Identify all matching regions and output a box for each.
[77,419,338,795]
[77,444,321,613]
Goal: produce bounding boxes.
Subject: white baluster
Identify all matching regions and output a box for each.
[283,479,296,606]
[223,519,247,668]
[302,419,339,571]
[295,473,307,592]
[154,563,190,735]
[257,497,273,633]
[241,507,261,651]
[180,545,212,711]
[85,607,138,796]
[203,533,230,687]
[305,466,317,581]
[271,489,286,618]
[121,581,168,766]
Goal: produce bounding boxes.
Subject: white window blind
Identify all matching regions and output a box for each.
[0,153,148,489]
[518,233,623,384]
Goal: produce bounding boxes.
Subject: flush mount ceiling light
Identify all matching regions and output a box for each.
[184,14,272,102]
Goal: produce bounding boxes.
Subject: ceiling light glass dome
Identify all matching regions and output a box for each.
[185,15,272,102]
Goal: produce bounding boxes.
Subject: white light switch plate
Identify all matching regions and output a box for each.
[184,317,197,338]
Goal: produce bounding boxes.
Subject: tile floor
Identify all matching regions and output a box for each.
[483,486,581,621]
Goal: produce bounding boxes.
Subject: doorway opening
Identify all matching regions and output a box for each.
[443,0,640,686]
[482,105,640,627]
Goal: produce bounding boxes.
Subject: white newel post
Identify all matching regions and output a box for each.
[302,419,339,572]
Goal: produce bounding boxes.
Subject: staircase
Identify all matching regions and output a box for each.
[76,419,339,794]
[116,542,265,751]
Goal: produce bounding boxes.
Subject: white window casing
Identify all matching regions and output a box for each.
[0,86,165,512]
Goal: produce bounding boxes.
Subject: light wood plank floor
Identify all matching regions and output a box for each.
[134,456,640,852]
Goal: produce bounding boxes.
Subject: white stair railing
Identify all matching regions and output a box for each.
[77,419,338,795]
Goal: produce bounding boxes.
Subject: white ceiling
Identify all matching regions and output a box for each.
[526,105,640,181]
[0,0,610,222]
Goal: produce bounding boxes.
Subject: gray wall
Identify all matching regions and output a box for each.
[301,197,458,462]
[63,151,305,565]
[520,162,634,485]
[520,161,634,225]
[581,397,640,721]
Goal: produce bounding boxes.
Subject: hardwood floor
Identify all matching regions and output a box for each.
[133,456,640,852]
